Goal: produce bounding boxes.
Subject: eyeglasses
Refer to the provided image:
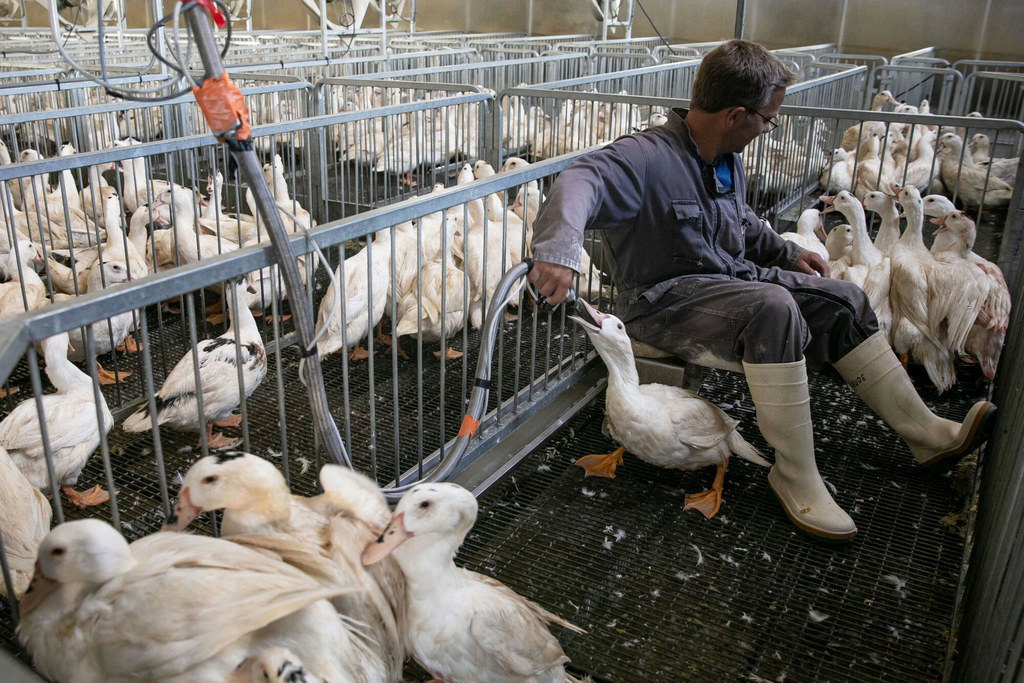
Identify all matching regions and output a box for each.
[750,109,779,132]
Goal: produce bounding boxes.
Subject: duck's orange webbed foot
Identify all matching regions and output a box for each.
[432,347,464,361]
[575,446,625,478]
[202,423,241,450]
[116,334,139,353]
[213,413,242,429]
[683,462,728,519]
[61,484,112,509]
[95,362,129,385]
[348,345,370,361]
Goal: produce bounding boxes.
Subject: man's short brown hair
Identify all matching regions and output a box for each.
[690,39,796,114]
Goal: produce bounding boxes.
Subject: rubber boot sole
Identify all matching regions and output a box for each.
[917,401,997,469]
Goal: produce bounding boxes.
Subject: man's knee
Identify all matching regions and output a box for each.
[742,287,809,362]
[749,285,804,330]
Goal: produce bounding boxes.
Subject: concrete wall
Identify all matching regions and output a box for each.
[19,0,1024,63]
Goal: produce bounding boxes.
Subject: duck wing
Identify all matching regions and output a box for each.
[467,571,581,680]
[639,384,739,450]
[89,532,343,680]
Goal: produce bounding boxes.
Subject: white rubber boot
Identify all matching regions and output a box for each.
[834,331,996,467]
[744,359,857,541]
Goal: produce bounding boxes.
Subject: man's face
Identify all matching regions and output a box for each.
[723,87,785,154]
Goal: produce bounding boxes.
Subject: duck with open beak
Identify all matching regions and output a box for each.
[565,299,768,518]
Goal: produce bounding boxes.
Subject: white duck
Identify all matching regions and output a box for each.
[897,130,939,192]
[889,185,945,376]
[923,194,1011,338]
[819,147,855,194]
[930,211,1007,381]
[853,134,897,199]
[462,195,510,331]
[121,280,267,449]
[936,133,1013,209]
[500,156,532,173]
[316,229,392,360]
[779,208,828,262]
[155,186,240,267]
[823,192,891,336]
[823,223,855,280]
[363,482,585,683]
[924,211,990,391]
[393,248,467,360]
[54,143,83,213]
[0,443,51,599]
[568,299,768,517]
[200,171,260,245]
[167,453,405,683]
[968,133,991,164]
[17,519,352,683]
[49,190,147,295]
[472,160,504,219]
[0,332,113,508]
[245,154,312,234]
[862,190,902,256]
[18,149,99,251]
[839,119,888,154]
[0,240,48,322]
[113,138,184,214]
[54,249,136,386]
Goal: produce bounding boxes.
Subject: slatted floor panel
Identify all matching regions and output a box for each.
[441,364,982,682]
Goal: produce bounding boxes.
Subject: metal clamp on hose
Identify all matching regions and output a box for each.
[524,257,579,314]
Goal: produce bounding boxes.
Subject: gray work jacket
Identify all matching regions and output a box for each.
[530,107,804,322]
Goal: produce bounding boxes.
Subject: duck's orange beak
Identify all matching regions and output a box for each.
[18,561,58,617]
[567,297,607,333]
[163,487,201,531]
[362,512,410,565]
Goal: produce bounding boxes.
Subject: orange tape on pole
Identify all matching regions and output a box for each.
[457,414,480,439]
[192,0,227,28]
[191,72,251,142]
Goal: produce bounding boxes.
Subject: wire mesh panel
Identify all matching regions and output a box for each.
[747,107,1024,237]
[468,34,594,61]
[496,88,675,162]
[588,50,659,75]
[310,88,493,216]
[652,41,723,60]
[955,71,1024,120]
[344,53,590,94]
[871,64,963,114]
[819,52,889,74]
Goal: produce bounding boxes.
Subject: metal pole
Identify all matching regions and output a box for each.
[319,0,329,57]
[734,0,746,40]
[184,4,351,468]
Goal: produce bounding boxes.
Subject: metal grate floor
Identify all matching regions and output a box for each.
[438,364,984,682]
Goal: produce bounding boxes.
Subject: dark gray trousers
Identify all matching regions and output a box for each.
[624,268,879,368]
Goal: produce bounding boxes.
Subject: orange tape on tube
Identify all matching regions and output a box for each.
[191,72,251,142]
[192,0,227,28]
[457,414,480,439]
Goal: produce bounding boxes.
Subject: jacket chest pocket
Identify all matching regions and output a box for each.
[671,199,707,265]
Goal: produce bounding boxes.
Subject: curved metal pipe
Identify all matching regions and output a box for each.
[380,260,580,503]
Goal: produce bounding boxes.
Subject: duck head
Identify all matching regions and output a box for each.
[922,193,957,218]
[164,451,289,531]
[824,224,855,261]
[21,519,135,617]
[567,298,636,368]
[362,482,477,566]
